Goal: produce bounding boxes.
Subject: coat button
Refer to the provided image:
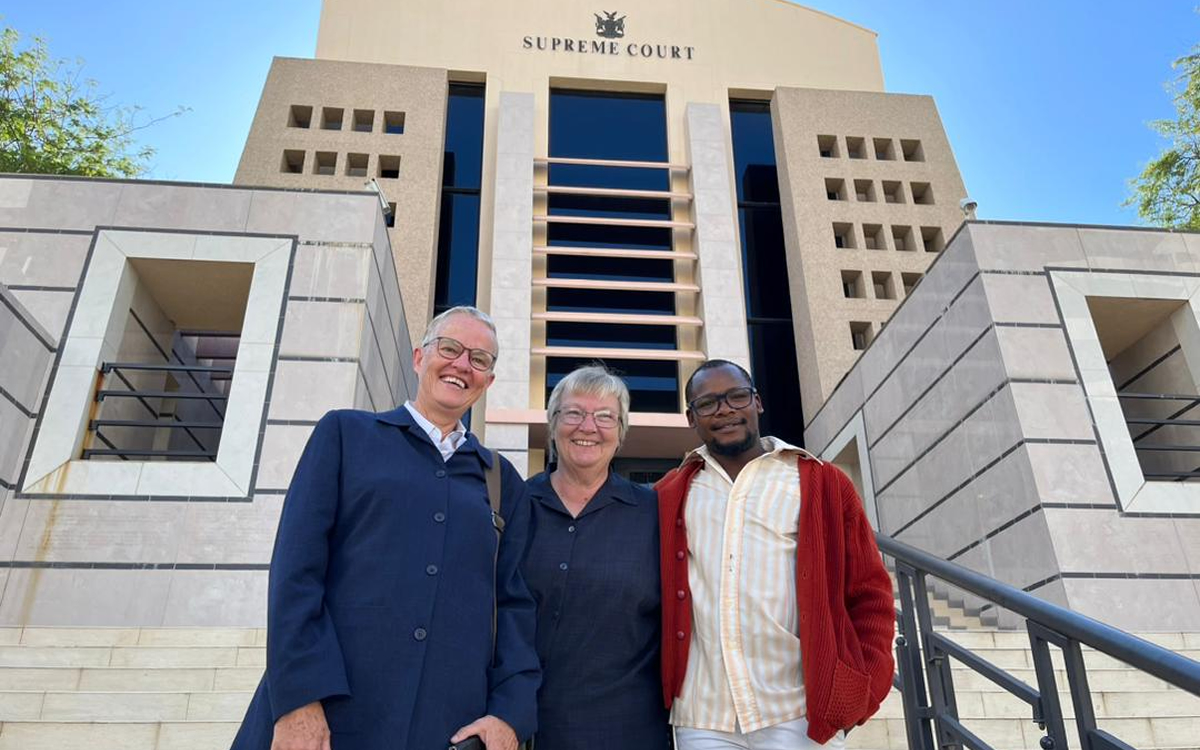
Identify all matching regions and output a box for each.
[676,550,685,560]
[413,628,428,641]
[426,564,439,575]
[559,562,568,571]
[433,512,446,523]
[436,469,447,478]
[567,525,575,533]
[676,631,685,640]
[675,518,683,527]
[676,589,686,600]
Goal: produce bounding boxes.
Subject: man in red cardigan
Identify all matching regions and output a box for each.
[656,360,894,748]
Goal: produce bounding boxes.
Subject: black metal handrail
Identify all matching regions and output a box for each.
[878,533,1200,750]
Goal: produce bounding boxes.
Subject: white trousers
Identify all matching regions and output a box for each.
[675,717,846,750]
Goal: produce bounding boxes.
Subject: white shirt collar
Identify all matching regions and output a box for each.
[404,401,467,462]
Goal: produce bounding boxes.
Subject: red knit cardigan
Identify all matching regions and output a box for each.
[655,454,895,743]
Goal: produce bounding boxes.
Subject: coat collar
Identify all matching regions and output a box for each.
[374,406,494,468]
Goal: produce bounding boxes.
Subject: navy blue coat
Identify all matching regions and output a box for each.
[231,407,540,750]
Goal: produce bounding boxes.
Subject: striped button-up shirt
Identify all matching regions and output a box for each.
[671,437,814,733]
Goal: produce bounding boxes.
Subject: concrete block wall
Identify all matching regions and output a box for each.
[807,221,1200,631]
[0,176,411,627]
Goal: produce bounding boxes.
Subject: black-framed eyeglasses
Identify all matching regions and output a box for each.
[687,386,757,417]
[554,407,621,429]
[423,336,497,372]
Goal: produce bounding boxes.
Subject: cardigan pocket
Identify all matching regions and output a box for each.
[823,657,872,730]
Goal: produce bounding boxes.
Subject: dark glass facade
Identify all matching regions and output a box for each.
[433,83,486,315]
[545,89,680,413]
[729,99,804,446]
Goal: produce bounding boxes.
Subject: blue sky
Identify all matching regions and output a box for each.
[4,1,1196,227]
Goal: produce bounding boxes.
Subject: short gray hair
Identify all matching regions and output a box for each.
[421,306,498,353]
[546,364,631,464]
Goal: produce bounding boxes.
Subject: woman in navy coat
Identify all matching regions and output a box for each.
[231,307,539,750]
[522,365,673,749]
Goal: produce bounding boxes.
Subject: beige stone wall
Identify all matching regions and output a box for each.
[772,87,969,422]
[233,57,447,343]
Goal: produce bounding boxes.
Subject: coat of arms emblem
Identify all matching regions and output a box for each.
[595,11,626,39]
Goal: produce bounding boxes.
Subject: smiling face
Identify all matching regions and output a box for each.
[412,313,497,425]
[553,391,622,474]
[687,364,763,458]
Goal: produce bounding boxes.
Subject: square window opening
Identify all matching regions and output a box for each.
[912,182,935,205]
[854,179,876,203]
[385,202,397,228]
[863,223,885,250]
[353,109,375,133]
[280,149,305,174]
[314,151,337,176]
[850,321,873,351]
[384,111,406,134]
[841,270,864,299]
[921,226,945,253]
[379,155,401,179]
[287,105,312,129]
[892,225,915,252]
[872,271,896,300]
[882,180,904,204]
[901,272,922,295]
[833,222,856,249]
[901,139,925,162]
[321,107,344,130]
[845,136,867,160]
[825,178,846,201]
[817,134,839,158]
[873,138,895,160]
[84,258,253,463]
[346,153,369,177]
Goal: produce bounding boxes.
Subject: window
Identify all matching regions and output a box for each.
[845,136,867,159]
[901,139,925,162]
[385,202,396,228]
[842,270,864,299]
[353,109,375,133]
[288,105,312,128]
[384,110,406,134]
[731,99,802,444]
[873,138,895,160]
[872,271,895,300]
[280,150,305,174]
[321,107,344,130]
[854,179,876,203]
[921,226,945,253]
[378,155,401,179]
[892,225,914,252]
[912,182,935,205]
[833,222,855,249]
[882,180,904,204]
[817,134,839,158]
[825,178,846,201]
[863,224,885,250]
[902,272,922,295]
[433,83,485,314]
[314,151,336,176]
[346,153,369,177]
[850,321,872,351]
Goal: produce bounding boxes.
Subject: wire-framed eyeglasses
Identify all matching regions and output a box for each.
[423,336,497,372]
[554,407,620,429]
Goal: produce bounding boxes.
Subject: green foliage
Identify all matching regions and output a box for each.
[1128,50,1200,229]
[0,26,182,178]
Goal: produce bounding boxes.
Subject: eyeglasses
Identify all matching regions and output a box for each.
[555,407,621,429]
[423,336,497,372]
[687,386,757,417]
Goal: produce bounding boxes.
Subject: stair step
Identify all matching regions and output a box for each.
[0,721,239,750]
[0,666,263,692]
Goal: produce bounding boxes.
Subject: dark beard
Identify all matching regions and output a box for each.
[708,430,759,457]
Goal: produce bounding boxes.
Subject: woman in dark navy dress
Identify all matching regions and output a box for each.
[523,365,673,750]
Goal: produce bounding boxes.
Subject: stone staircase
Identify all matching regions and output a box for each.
[0,624,1197,749]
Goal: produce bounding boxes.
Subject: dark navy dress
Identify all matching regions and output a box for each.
[523,471,673,750]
